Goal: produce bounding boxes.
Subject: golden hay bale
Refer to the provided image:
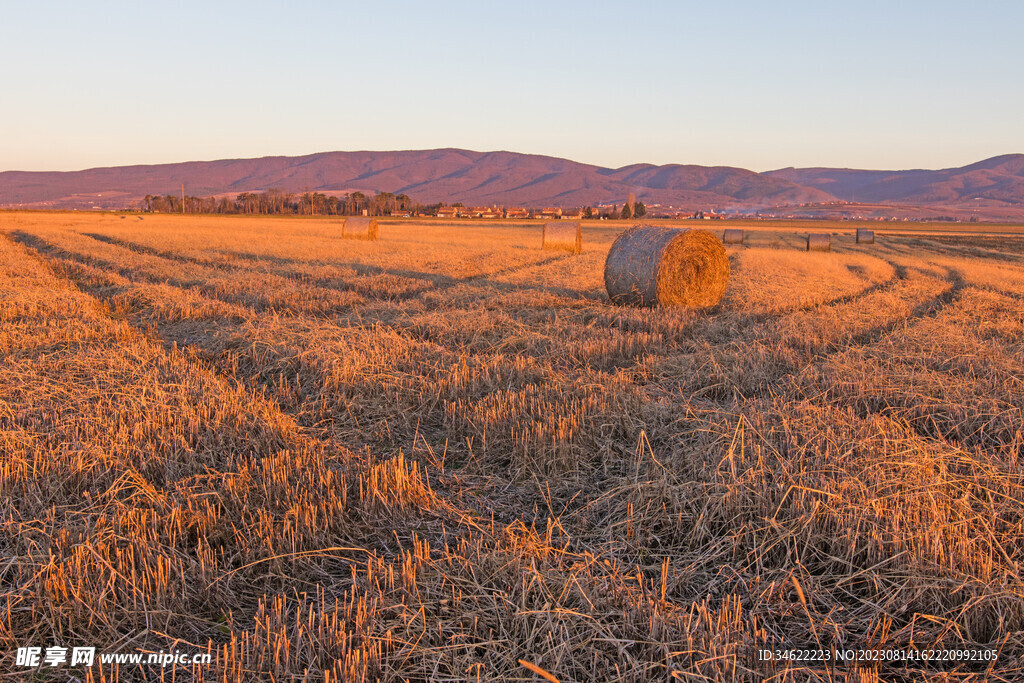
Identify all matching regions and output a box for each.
[856,228,875,244]
[342,216,379,241]
[722,228,745,245]
[806,233,831,252]
[604,226,729,307]
[542,221,582,253]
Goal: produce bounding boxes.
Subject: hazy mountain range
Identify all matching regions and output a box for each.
[1,149,1022,218]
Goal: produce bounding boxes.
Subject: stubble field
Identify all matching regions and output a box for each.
[2,211,1023,681]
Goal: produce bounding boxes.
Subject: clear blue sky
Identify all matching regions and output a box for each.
[3,0,1022,172]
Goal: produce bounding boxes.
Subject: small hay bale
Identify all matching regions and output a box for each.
[604,225,729,307]
[722,228,745,245]
[542,221,582,253]
[856,228,875,244]
[342,216,379,241]
[806,233,831,252]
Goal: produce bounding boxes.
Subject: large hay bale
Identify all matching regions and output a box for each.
[542,221,582,253]
[856,228,875,244]
[722,228,745,245]
[604,226,729,307]
[806,233,831,252]
[342,216,379,241]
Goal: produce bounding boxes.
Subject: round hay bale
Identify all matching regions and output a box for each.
[806,233,831,252]
[342,216,379,241]
[856,228,875,244]
[722,228,745,245]
[604,226,729,307]
[543,221,582,253]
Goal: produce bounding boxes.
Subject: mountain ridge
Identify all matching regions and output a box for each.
[2,149,1022,216]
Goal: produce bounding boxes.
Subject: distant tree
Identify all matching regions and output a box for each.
[370,191,395,216]
[347,191,367,215]
[236,192,258,214]
[582,206,594,219]
[621,203,632,220]
[633,201,646,218]
[263,188,289,214]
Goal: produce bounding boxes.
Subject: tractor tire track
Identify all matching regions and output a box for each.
[9,231,300,316]
[730,261,908,327]
[0,231,344,452]
[666,266,968,405]
[84,232,582,303]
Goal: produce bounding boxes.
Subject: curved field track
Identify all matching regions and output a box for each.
[2,211,1023,682]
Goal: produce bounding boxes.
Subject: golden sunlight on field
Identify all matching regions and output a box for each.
[2,211,1023,681]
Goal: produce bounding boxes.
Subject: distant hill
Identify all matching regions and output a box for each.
[764,154,1024,206]
[1,149,1022,216]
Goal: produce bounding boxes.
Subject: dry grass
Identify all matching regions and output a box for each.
[1,211,1023,681]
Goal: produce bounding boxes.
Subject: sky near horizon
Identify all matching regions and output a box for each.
[2,1,1022,173]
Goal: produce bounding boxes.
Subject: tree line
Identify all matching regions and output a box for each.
[141,189,647,219]
[142,189,426,216]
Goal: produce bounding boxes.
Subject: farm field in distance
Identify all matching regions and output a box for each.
[2,210,1024,681]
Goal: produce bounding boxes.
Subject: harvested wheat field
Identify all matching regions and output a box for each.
[2,211,1024,681]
